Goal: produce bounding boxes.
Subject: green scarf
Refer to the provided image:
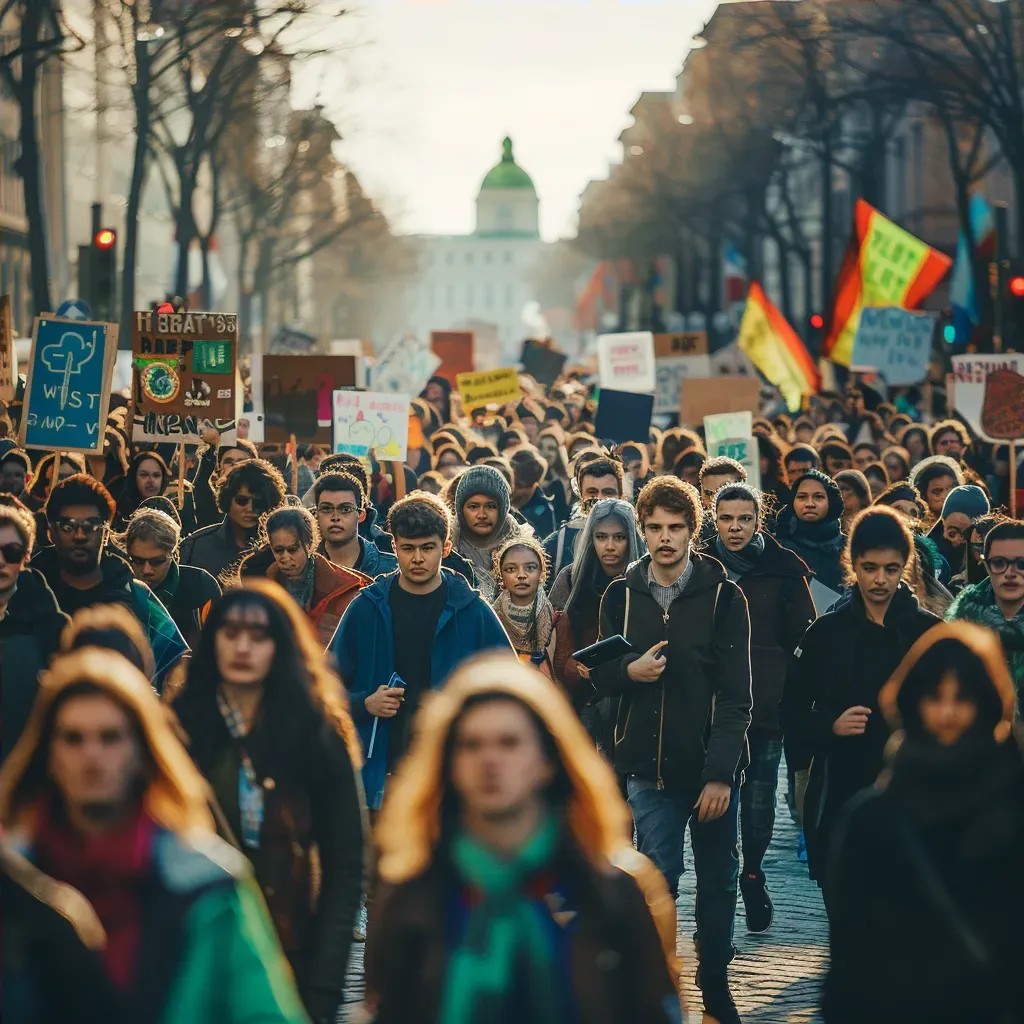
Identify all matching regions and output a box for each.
[440,815,561,1024]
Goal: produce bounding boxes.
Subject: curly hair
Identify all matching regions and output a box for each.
[263,505,319,552]
[215,459,287,516]
[494,534,549,587]
[45,474,116,526]
[388,492,452,543]
[635,476,703,536]
[842,506,915,586]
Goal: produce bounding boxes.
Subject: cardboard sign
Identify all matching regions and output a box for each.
[950,354,1024,443]
[131,310,237,444]
[520,339,568,387]
[850,307,935,386]
[430,330,475,384]
[653,332,712,414]
[680,376,760,427]
[593,388,654,444]
[457,367,522,411]
[263,355,357,443]
[374,336,441,396]
[597,331,656,395]
[981,368,1024,441]
[333,390,410,461]
[704,411,761,490]
[0,295,15,401]
[20,316,118,453]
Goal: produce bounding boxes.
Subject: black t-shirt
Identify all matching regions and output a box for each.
[49,575,128,618]
[387,574,447,770]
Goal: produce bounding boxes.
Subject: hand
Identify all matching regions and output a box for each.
[695,782,732,823]
[626,640,669,683]
[201,427,220,447]
[576,663,591,680]
[833,705,871,736]
[365,685,405,718]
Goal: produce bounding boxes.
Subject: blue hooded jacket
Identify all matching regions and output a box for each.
[328,568,512,807]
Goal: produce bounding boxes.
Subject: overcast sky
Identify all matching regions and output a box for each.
[294,0,717,241]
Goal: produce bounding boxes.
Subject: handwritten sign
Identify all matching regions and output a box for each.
[704,410,761,490]
[131,310,237,443]
[850,307,935,385]
[597,331,656,395]
[0,295,15,401]
[374,336,441,396]
[20,316,117,453]
[951,353,1024,443]
[333,390,410,462]
[263,355,357,443]
[981,368,1024,441]
[457,367,521,411]
[653,332,711,414]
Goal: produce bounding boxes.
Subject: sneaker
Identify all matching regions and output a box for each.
[740,872,773,934]
[796,831,808,864]
[699,970,741,1024]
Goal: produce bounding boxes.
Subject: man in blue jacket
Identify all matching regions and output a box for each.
[329,492,512,809]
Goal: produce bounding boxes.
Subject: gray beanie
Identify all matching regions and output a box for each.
[940,484,990,522]
[455,465,511,524]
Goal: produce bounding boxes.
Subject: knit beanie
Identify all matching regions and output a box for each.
[790,469,844,522]
[940,484,990,522]
[455,465,511,524]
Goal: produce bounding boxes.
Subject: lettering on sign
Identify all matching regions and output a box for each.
[980,368,1024,441]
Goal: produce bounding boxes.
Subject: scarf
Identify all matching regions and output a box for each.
[714,531,765,581]
[216,689,263,850]
[280,555,316,611]
[778,506,846,554]
[440,815,562,1024]
[493,588,555,655]
[457,517,520,601]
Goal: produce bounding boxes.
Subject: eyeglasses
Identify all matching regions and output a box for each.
[55,517,104,535]
[985,556,1024,575]
[0,542,26,563]
[316,502,359,519]
[129,553,169,570]
[232,494,267,511]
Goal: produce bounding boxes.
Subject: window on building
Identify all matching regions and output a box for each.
[484,283,493,308]
[446,285,455,309]
[465,251,474,265]
[498,205,513,230]
[466,285,474,308]
[505,283,515,308]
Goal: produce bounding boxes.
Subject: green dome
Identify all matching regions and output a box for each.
[479,137,535,192]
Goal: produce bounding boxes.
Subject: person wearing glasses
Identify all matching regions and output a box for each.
[936,485,990,581]
[179,459,286,583]
[30,474,188,690]
[947,519,1024,707]
[123,508,221,651]
[313,472,398,577]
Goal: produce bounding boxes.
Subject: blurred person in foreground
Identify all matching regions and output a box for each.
[0,648,308,1023]
[365,652,682,1024]
[824,623,1024,1024]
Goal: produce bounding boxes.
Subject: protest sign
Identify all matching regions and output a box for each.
[263,355,357,444]
[597,332,656,395]
[131,310,237,444]
[849,307,936,386]
[333,390,410,462]
[20,315,117,453]
[457,367,521,411]
[980,368,1024,441]
[704,410,761,490]
[520,339,568,387]
[950,353,1024,443]
[680,376,760,427]
[374,336,441,396]
[430,330,475,384]
[0,295,15,401]
[653,332,712,414]
[593,389,654,444]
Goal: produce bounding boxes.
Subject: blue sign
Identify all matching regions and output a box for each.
[850,307,937,386]
[21,317,113,452]
[55,299,93,321]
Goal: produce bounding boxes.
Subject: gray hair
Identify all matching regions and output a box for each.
[123,508,181,557]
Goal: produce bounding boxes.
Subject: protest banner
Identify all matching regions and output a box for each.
[374,336,441,396]
[597,331,656,395]
[680,376,760,427]
[653,332,711,414]
[849,307,936,386]
[457,367,521,411]
[981,368,1024,517]
[520,339,568,387]
[131,311,237,444]
[593,389,654,444]
[333,390,410,462]
[704,410,761,490]
[20,315,117,453]
[0,295,14,402]
[263,355,357,444]
[430,330,475,384]
[950,353,1024,443]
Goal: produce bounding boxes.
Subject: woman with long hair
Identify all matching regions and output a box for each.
[170,582,365,1024]
[537,425,572,525]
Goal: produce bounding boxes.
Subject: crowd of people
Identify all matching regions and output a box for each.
[0,372,1022,1024]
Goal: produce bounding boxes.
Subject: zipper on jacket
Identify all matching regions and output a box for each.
[656,608,669,790]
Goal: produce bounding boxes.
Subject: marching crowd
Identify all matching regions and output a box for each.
[1,374,1023,1024]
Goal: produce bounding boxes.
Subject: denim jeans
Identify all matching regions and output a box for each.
[739,730,784,876]
[627,776,739,974]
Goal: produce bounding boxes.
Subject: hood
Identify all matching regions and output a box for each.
[2,567,67,631]
[361,565,479,612]
[0,648,215,837]
[624,551,726,597]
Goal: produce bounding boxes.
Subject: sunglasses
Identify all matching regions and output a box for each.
[985,556,1024,575]
[129,553,169,570]
[232,494,268,511]
[0,542,26,564]
[55,517,104,535]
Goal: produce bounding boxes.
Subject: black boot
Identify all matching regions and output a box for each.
[699,970,741,1024]
[740,870,774,934]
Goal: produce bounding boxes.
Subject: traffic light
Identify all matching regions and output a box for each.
[1004,264,1024,348]
[77,228,118,322]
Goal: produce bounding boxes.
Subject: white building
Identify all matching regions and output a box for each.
[404,138,550,367]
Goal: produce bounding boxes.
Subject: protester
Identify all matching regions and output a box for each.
[329,493,512,811]
[782,444,820,481]
[58,601,156,679]
[774,470,846,592]
[881,445,911,483]
[851,442,878,472]
[114,451,171,530]
[365,652,681,1024]
[433,441,467,480]
[783,506,939,893]
[861,461,889,501]
[537,425,573,524]
[697,455,747,545]
[171,582,365,1024]
[123,508,221,651]
[824,623,1024,1024]
[0,447,31,498]
[819,441,854,477]
[929,418,971,460]
[909,454,964,525]
[834,469,872,534]
[509,447,557,537]
[190,432,259,528]
[313,471,398,577]
[593,476,751,1024]
[0,648,309,1023]
[714,482,814,932]
[934,484,990,579]
[757,434,791,515]
[949,512,1003,595]
[874,480,925,521]
[492,535,556,676]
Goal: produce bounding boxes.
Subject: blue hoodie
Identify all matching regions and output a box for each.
[329,568,512,807]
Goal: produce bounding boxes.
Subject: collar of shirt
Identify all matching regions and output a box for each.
[647,558,693,613]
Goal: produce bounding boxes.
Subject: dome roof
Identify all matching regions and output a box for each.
[479,137,535,192]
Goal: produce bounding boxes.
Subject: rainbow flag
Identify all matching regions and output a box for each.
[737,282,821,412]
[823,199,952,366]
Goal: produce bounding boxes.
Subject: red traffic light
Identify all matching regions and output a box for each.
[809,313,825,329]
[1009,276,1024,298]
[95,228,116,249]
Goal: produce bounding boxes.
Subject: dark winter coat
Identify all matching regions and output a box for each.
[516,485,557,539]
[543,513,586,588]
[152,561,221,653]
[179,517,258,583]
[773,505,846,592]
[592,553,752,792]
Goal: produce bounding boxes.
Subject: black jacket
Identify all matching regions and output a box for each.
[593,554,752,792]
[517,485,557,539]
[178,517,257,583]
[153,562,221,651]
